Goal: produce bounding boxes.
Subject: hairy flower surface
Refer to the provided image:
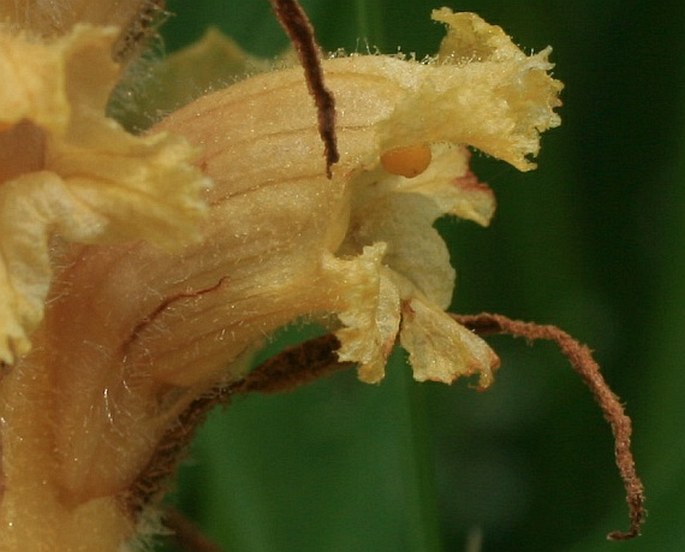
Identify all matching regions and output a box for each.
[0,7,561,552]
[0,21,209,365]
[147,8,561,387]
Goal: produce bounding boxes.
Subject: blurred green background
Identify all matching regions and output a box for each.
[157,1,685,550]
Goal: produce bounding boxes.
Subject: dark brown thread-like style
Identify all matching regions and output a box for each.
[270,0,339,177]
[453,312,646,541]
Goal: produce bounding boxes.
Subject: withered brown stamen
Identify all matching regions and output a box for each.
[453,312,646,541]
[270,0,339,177]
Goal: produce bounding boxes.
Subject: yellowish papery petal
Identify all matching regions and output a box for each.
[49,124,209,247]
[0,26,209,363]
[386,144,496,227]
[335,152,497,385]
[0,172,107,363]
[434,9,528,64]
[344,144,495,312]
[377,10,563,172]
[0,27,72,133]
[324,244,401,383]
[400,297,500,386]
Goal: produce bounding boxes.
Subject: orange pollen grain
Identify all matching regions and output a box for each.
[380,144,432,178]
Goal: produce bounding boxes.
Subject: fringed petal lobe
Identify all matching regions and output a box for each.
[0,25,208,363]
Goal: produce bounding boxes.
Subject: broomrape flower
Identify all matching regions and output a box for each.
[0,2,209,366]
[0,2,643,551]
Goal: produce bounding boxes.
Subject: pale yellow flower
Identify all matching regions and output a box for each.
[0,7,561,551]
[0,20,209,365]
[145,8,561,387]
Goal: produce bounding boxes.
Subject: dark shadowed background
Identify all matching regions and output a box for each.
[158,1,685,550]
